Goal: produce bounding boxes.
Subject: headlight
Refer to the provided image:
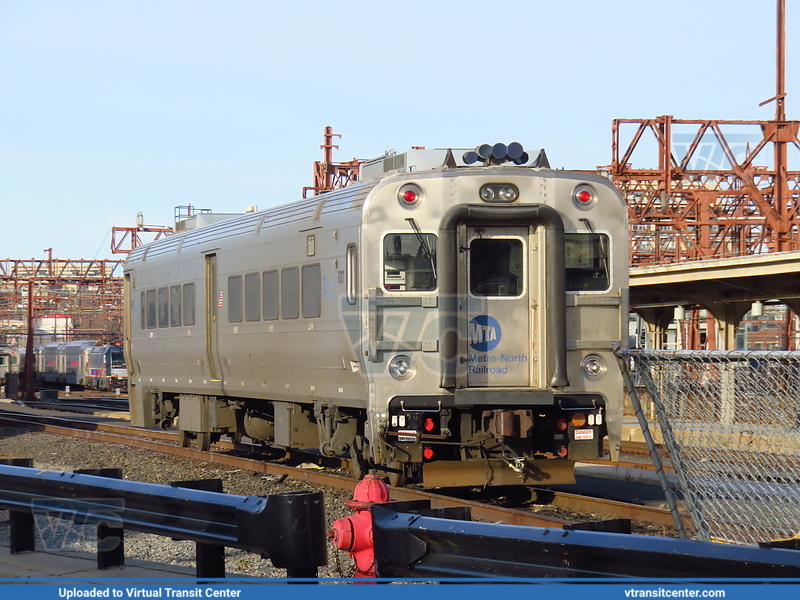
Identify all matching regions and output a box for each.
[389,355,415,381]
[479,183,519,203]
[499,185,519,202]
[580,354,607,380]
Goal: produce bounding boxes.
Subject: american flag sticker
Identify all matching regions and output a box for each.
[218,291,224,307]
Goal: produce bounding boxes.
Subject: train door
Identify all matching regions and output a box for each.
[57,348,66,382]
[204,254,222,381]
[464,226,532,387]
[123,274,134,381]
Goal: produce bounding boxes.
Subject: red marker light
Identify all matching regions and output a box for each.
[423,418,435,432]
[556,446,568,458]
[397,183,424,208]
[556,419,568,431]
[573,184,596,209]
[423,446,435,460]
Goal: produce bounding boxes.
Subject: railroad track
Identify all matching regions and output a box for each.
[0,406,687,531]
[21,399,129,414]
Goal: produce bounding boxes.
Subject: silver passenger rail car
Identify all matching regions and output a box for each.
[36,340,96,386]
[35,341,126,390]
[0,345,21,379]
[124,143,628,488]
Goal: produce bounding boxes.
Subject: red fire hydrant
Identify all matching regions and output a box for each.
[329,473,391,578]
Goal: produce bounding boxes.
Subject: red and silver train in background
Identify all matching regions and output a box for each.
[124,143,629,487]
[36,341,127,391]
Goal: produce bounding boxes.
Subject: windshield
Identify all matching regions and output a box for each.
[110,350,125,369]
[565,233,610,291]
[383,233,437,291]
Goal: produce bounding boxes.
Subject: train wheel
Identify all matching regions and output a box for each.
[197,432,211,452]
[178,430,192,448]
[350,434,371,480]
[385,461,407,487]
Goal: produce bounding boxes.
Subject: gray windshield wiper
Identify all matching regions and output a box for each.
[405,217,437,281]
[579,218,609,282]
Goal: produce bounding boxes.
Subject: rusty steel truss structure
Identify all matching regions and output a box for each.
[111,212,174,254]
[611,115,800,265]
[302,126,362,198]
[612,1,800,265]
[0,257,125,345]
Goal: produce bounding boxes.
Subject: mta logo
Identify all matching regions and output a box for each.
[469,315,502,352]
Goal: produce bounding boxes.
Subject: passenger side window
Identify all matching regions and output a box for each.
[158,287,169,327]
[183,283,195,326]
[245,273,260,322]
[146,290,156,329]
[281,267,299,319]
[262,270,279,320]
[140,292,146,330]
[302,264,321,318]
[228,275,243,323]
[169,285,181,327]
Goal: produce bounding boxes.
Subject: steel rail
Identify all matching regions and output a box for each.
[581,457,674,471]
[530,487,690,530]
[604,439,668,457]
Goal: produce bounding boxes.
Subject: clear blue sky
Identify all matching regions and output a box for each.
[1,0,796,260]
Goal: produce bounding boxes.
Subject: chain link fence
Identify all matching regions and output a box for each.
[617,350,800,545]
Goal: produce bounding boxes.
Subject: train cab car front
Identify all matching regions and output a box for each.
[363,145,627,488]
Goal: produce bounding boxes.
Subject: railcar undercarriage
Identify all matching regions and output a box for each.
[150,391,605,488]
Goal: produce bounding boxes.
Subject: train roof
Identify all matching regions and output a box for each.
[38,340,102,349]
[125,144,607,266]
[126,179,379,264]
